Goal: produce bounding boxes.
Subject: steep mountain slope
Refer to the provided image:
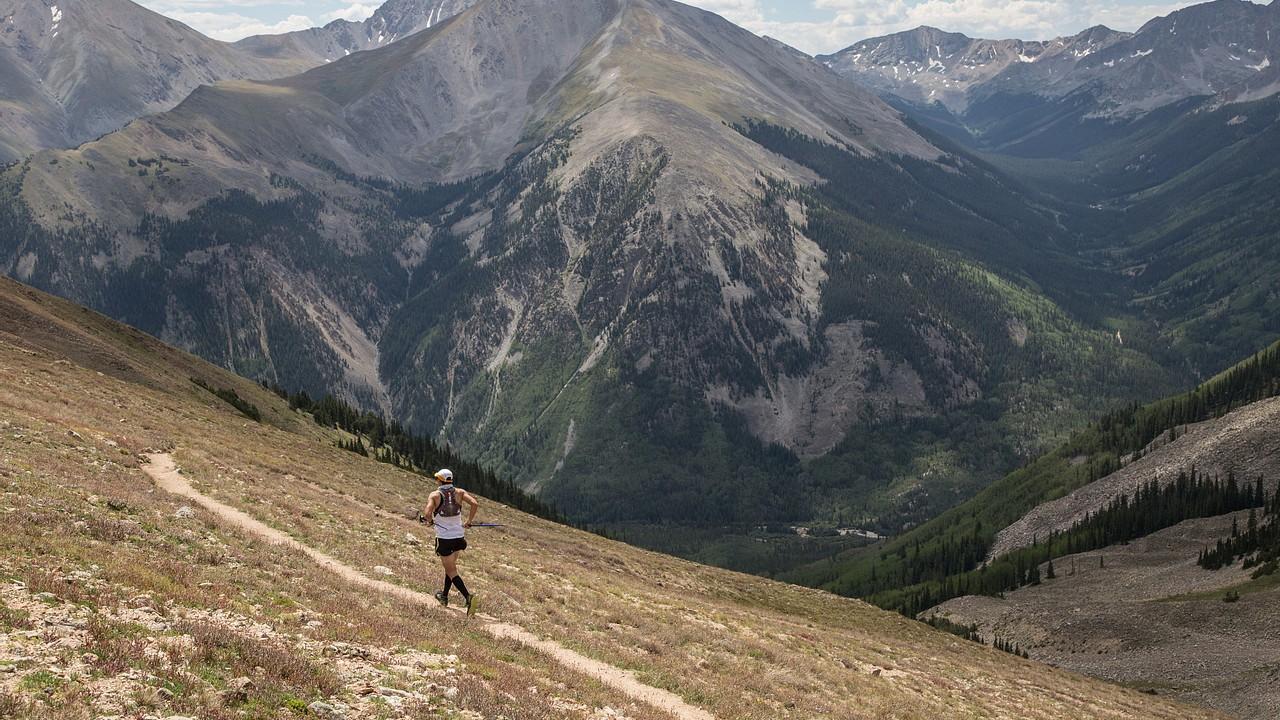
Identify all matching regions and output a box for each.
[1067,92,1280,375]
[990,397,1280,559]
[0,275,1223,720]
[0,0,316,163]
[234,0,480,67]
[0,0,1174,545]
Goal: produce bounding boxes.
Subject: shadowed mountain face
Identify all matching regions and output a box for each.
[233,0,481,67]
[0,0,1174,536]
[0,0,319,163]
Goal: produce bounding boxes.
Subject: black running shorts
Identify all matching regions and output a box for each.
[435,537,468,557]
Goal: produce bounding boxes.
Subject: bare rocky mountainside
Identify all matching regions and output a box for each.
[0,0,320,163]
[0,0,1176,542]
[0,275,1223,719]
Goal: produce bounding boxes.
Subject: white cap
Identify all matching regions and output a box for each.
[434,469,454,483]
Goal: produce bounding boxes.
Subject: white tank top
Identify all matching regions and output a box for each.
[433,487,466,540]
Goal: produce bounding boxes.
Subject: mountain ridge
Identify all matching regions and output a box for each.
[0,0,323,163]
[824,0,1279,121]
[819,24,1131,114]
[233,0,480,67]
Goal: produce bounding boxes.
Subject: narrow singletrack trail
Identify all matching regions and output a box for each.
[142,453,716,720]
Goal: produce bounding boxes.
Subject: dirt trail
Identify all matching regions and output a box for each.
[142,453,715,720]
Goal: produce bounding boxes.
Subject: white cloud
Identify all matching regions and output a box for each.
[161,10,315,40]
[691,0,768,24]
[322,2,380,23]
[141,0,302,9]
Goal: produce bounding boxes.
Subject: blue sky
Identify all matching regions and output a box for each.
[138,0,1204,54]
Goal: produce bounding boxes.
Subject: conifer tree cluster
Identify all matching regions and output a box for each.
[191,378,262,422]
[1088,343,1280,460]
[993,637,1030,659]
[1199,480,1280,577]
[924,617,1029,659]
[808,339,1280,618]
[882,469,1268,616]
[925,615,982,642]
[266,384,563,523]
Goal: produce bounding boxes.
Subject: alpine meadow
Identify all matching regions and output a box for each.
[1,0,1278,718]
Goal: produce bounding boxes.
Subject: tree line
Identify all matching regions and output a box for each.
[1199,480,1280,578]
[924,616,1029,658]
[267,384,563,523]
[878,469,1270,617]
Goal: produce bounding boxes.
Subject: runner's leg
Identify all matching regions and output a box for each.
[443,550,470,601]
[436,550,456,605]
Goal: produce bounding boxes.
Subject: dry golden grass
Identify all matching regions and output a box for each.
[0,277,1227,720]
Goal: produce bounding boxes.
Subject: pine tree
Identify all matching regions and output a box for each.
[1045,559,1056,580]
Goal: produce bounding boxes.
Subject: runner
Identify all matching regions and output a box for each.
[423,469,480,615]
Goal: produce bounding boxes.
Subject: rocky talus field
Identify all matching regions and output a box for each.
[0,279,1225,720]
[929,396,1280,719]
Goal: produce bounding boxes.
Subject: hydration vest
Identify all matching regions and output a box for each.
[436,485,462,518]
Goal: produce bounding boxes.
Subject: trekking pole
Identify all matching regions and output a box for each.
[468,523,505,528]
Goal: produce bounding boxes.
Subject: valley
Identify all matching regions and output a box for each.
[2,0,1280,716]
[0,0,1192,553]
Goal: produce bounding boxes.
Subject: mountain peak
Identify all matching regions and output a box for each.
[235,0,480,65]
[827,0,1279,118]
[819,22,1129,113]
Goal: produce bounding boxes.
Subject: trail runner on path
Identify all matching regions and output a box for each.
[423,468,480,615]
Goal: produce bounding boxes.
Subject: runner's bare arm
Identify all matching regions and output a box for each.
[459,489,480,527]
[423,490,440,520]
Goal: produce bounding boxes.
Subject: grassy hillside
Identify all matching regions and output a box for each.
[783,337,1280,614]
[0,281,1221,719]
